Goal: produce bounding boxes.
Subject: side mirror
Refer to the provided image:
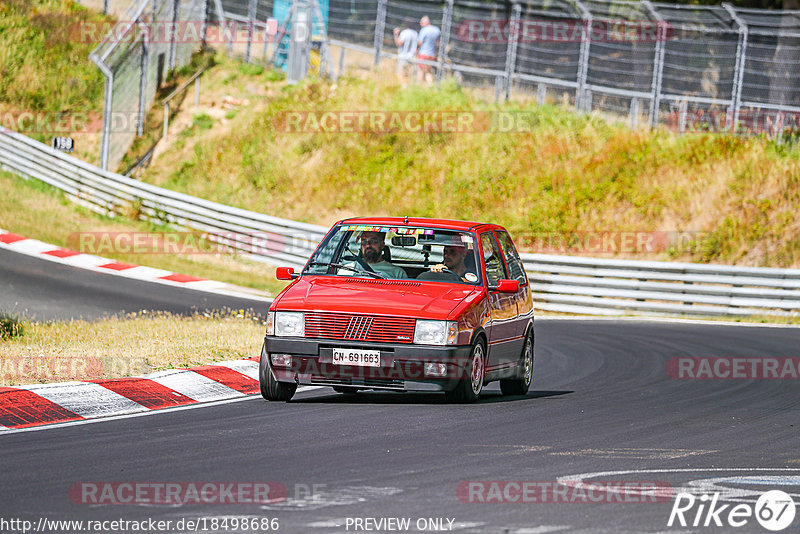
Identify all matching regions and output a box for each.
[491,279,519,293]
[276,267,298,280]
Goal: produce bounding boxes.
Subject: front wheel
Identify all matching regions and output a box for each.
[445,339,486,403]
[500,330,533,396]
[259,344,297,402]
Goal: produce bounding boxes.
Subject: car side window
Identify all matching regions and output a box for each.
[480,232,507,287]
[495,230,527,284]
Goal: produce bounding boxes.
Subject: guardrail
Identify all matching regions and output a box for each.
[523,254,800,317]
[0,128,326,269]
[2,128,799,317]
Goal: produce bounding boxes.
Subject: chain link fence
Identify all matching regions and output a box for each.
[91,0,800,170]
[90,0,208,170]
[212,0,800,137]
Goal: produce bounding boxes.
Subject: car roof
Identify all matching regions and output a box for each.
[338,217,499,232]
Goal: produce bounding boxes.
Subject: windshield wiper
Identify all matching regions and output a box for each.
[306,261,386,279]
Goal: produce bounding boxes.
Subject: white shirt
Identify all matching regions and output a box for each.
[397,29,418,61]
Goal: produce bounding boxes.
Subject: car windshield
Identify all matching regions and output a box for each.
[303,224,482,285]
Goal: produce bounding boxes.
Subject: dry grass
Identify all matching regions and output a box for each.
[0,310,265,386]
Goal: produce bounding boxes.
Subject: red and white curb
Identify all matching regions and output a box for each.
[0,228,272,302]
[0,358,319,432]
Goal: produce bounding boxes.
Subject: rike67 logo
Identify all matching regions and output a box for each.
[668,490,796,531]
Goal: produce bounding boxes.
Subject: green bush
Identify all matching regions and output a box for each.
[0,313,25,340]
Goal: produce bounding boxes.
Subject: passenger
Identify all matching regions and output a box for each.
[429,241,477,283]
[356,231,408,278]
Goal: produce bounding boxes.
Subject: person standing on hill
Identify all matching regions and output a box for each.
[393,24,418,86]
[417,16,441,85]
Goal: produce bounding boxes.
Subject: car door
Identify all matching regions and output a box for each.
[479,231,518,374]
[494,229,532,360]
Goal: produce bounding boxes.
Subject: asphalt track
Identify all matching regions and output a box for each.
[2,317,799,533]
[0,248,270,321]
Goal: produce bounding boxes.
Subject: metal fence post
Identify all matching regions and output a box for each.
[643,2,665,127]
[138,32,149,137]
[169,0,179,72]
[212,0,231,55]
[678,100,688,133]
[90,52,114,171]
[437,0,454,83]
[246,0,258,62]
[373,0,387,68]
[723,3,748,132]
[573,0,592,112]
[503,2,522,100]
[537,83,546,106]
[201,0,210,49]
[630,97,640,128]
[103,0,109,14]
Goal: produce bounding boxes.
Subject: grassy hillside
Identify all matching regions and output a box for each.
[0,0,109,161]
[140,61,800,268]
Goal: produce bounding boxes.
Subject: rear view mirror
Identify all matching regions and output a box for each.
[391,236,417,247]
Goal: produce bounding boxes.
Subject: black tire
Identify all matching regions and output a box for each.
[332,386,358,394]
[259,344,297,402]
[445,339,486,403]
[500,329,533,396]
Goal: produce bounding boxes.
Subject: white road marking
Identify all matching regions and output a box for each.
[60,253,112,269]
[260,486,402,511]
[0,386,324,435]
[549,448,717,460]
[8,239,59,254]
[115,265,174,280]
[218,360,260,381]
[20,381,147,418]
[509,527,571,534]
[686,475,800,500]
[558,468,800,503]
[147,370,244,401]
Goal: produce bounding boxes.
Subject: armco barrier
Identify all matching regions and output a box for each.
[2,128,800,317]
[0,128,326,269]
[523,254,800,317]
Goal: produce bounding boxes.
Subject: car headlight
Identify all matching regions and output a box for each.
[414,320,458,345]
[274,312,304,337]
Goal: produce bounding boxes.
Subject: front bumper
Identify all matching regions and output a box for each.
[263,337,473,392]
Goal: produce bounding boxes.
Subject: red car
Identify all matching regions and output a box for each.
[259,217,534,403]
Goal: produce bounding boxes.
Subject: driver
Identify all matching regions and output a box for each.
[356,231,408,278]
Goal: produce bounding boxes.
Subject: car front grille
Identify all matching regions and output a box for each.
[304,312,415,344]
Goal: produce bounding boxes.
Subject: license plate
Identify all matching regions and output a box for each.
[332,348,381,367]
